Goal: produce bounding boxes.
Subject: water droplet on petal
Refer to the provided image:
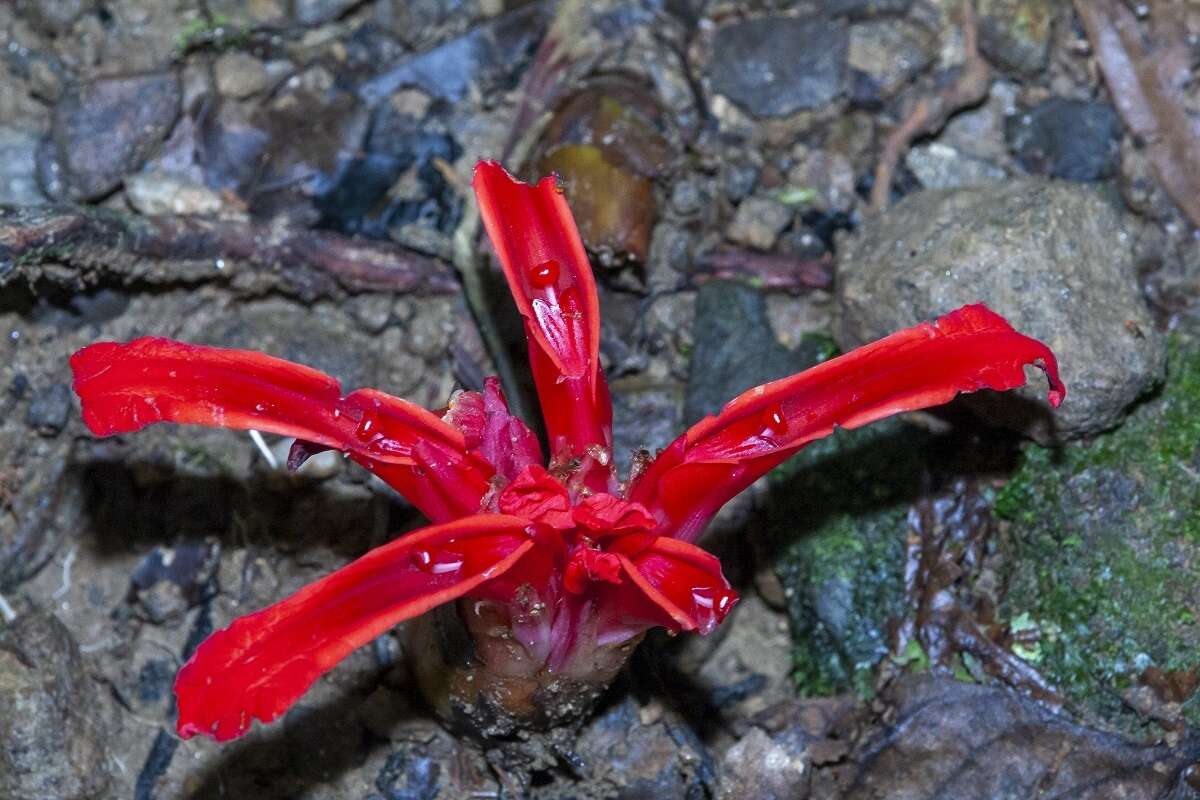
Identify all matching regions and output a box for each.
[691,586,738,633]
[355,411,376,439]
[412,548,464,576]
[760,404,789,438]
[527,259,560,289]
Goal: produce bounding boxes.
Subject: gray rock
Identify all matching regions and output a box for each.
[124,171,225,216]
[717,727,810,800]
[847,18,935,99]
[837,180,1165,440]
[823,0,913,17]
[977,0,1056,76]
[906,142,1006,190]
[708,16,847,118]
[574,696,711,799]
[0,127,45,205]
[26,383,71,436]
[213,52,270,98]
[293,0,360,25]
[41,73,181,201]
[727,196,793,250]
[14,0,90,34]
[0,611,113,799]
[1007,98,1123,182]
[722,160,760,202]
[685,281,822,426]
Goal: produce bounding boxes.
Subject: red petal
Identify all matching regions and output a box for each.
[572,493,656,536]
[630,304,1066,541]
[442,377,543,481]
[604,537,736,636]
[174,514,537,742]
[473,161,613,489]
[70,338,493,521]
[497,464,574,529]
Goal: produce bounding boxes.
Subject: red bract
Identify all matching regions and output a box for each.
[70,161,1065,743]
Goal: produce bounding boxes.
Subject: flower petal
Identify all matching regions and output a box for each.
[604,537,736,636]
[70,338,493,521]
[630,304,1066,541]
[442,377,543,481]
[174,514,537,742]
[572,493,656,536]
[473,161,613,488]
[497,464,574,529]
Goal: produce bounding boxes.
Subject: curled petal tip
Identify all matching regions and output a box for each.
[1039,358,1067,408]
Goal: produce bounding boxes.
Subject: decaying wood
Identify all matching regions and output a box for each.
[0,205,458,299]
[1074,0,1200,229]
[870,1,990,212]
[898,481,1063,708]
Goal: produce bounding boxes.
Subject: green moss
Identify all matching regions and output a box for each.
[996,340,1200,730]
[175,14,248,53]
[772,418,933,696]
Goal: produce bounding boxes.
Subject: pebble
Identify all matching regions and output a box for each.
[26,383,72,436]
[727,196,792,251]
[708,15,848,118]
[214,51,270,98]
[1007,98,1123,181]
[124,170,225,216]
[40,73,181,201]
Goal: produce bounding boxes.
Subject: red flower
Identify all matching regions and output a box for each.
[70,161,1065,743]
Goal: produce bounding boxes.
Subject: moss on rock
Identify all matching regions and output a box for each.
[771,418,935,696]
[996,341,1200,730]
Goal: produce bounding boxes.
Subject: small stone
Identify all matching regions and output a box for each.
[837,180,1165,440]
[0,611,114,799]
[26,383,72,436]
[723,160,760,202]
[1007,98,1122,182]
[28,59,64,103]
[976,0,1056,76]
[15,0,89,34]
[349,294,394,334]
[670,179,703,216]
[214,52,270,98]
[788,150,857,213]
[246,0,287,23]
[717,727,809,800]
[125,170,225,216]
[906,142,1006,189]
[388,88,432,119]
[727,197,792,251]
[847,18,935,99]
[293,0,360,25]
[708,15,848,118]
[130,542,220,625]
[405,302,454,360]
[0,127,45,205]
[42,73,181,201]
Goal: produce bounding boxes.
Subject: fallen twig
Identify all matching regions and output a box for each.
[0,205,458,299]
[1073,0,1200,229]
[695,248,833,293]
[870,0,990,211]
